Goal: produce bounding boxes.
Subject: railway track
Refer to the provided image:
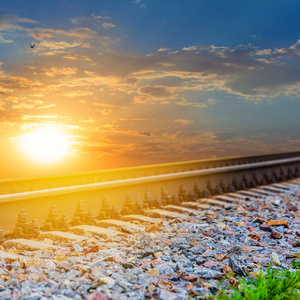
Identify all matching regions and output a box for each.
[0,151,300,236]
[0,152,300,299]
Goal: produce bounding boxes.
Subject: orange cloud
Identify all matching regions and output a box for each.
[45,67,78,77]
[29,27,98,40]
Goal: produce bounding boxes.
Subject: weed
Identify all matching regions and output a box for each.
[291,260,300,270]
[211,265,300,300]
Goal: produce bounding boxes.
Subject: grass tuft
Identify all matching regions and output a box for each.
[291,260,300,270]
[211,265,300,300]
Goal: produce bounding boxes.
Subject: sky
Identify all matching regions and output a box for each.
[1,0,300,179]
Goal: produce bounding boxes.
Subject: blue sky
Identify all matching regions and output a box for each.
[3,0,300,52]
[0,0,300,178]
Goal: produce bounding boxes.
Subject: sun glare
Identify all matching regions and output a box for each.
[19,126,69,164]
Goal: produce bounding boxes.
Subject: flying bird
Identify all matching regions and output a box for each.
[30,44,35,48]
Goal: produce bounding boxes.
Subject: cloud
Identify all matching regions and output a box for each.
[11,99,56,110]
[157,48,169,52]
[59,90,93,98]
[0,13,38,31]
[6,37,300,104]
[206,98,217,105]
[2,17,300,171]
[133,0,146,8]
[102,22,116,29]
[121,77,139,85]
[177,42,300,97]
[251,34,262,40]
[22,115,59,120]
[133,85,177,104]
[63,54,92,61]
[133,42,300,98]
[174,119,193,125]
[215,132,241,141]
[37,41,83,50]
[69,14,107,24]
[2,23,300,143]
[139,131,152,136]
[69,14,110,29]
[0,75,40,94]
[101,123,153,137]
[0,35,13,43]
[45,67,78,77]
[0,100,5,111]
[28,27,98,41]
[93,103,127,109]
[17,39,300,105]
[139,85,175,98]
[176,99,208,108]
[0,12,110,53]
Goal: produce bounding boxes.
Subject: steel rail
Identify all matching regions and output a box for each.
[1,151,300,196]
[1,156,299,204]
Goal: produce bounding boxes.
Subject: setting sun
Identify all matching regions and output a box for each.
[19,126,70,164]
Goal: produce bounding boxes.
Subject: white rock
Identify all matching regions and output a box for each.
[271,252,281,265]
[98,277,115,285]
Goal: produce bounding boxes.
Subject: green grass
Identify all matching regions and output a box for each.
[291,260,300,270]
[211,266,300,300]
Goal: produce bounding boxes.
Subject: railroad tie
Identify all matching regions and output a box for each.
[249,188,277,196]
[95,219,145,233]
[2,239,61,251]
[162,205,204,215]
[260,185,289,193]
[148,209,191,219]
[237,190,267,198]
[121,214,163,224]
[37,231,95,244]
[180,201,211,210]
[69,225,128,239]
[214,195,247,204]
[198,198,238,207]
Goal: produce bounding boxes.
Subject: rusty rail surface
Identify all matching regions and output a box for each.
[0,151,300,235]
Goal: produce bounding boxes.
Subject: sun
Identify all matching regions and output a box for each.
[19,126,70,164]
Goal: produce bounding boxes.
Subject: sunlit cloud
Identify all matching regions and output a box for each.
[22,115,58,120]
[101,123,153,137]
[2,12,300,104]
[63,54,93,61]
[134,85,177,103]
[139,85,175,97]
[1,12,300,170]
[29,27,98,40]
[59,90,94,98]
[0,35,13,43]
[102,22,116,29]
[176,98,207,108]
[69,14,110,30]
[0,75,41,94]
[174,119,193,125]
[93,103,127,109]
[38,41,83,50]
[44,67,78,77]
[0,100,5,111]
[11,100,56,110]
[70,14,107,24]
[0,2,300,179]
[0,14,38,32]
[157,48,169,52]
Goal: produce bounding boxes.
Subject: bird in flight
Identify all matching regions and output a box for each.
[30,44,35,48]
